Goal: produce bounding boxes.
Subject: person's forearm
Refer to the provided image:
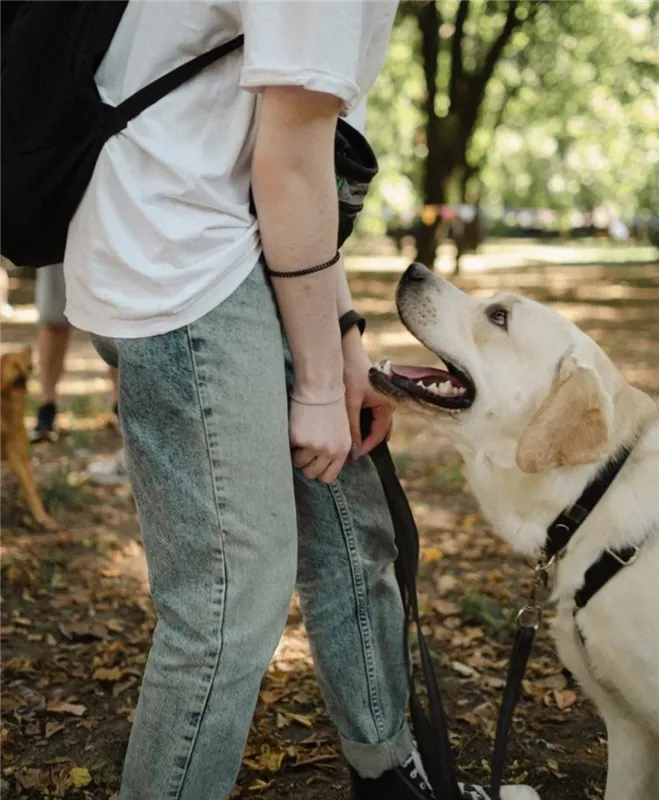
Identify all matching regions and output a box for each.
[252,90,343,399]
[335,257,354,317]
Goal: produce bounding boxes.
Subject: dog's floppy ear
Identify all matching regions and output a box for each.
[516,355,612,473]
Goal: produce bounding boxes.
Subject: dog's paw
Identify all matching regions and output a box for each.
[36,513,58,531]
[499,787,541,800]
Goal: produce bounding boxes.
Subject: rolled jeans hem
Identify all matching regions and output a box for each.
[340,722,414,779]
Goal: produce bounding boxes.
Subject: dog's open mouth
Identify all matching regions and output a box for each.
[369,358,475,411]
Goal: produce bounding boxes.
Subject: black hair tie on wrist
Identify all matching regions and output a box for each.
[267,251,340,278]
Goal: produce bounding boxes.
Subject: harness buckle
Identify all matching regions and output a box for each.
[606,546,640,567]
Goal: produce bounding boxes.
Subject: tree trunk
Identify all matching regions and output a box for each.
[413,0,530,268]
[416,2,445,269]
[416,219,441,268]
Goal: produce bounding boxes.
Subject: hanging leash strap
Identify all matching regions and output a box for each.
[489,590,542,798]
[363,411,462,800]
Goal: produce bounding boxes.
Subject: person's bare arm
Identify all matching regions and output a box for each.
[252,86,350,481]
[253,86,343,398]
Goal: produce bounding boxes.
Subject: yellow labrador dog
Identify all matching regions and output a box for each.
[371,263,659,800]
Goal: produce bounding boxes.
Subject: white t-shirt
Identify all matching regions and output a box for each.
[64,0,397,337]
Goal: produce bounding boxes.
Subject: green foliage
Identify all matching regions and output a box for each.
[42,468,79,512]
[460,589,518,640]
[361,0,659,236]
[481,0,659,222]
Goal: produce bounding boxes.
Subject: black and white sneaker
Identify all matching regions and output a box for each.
[349,750,434,799]
[29,401,59,443]
[350,749,541,800]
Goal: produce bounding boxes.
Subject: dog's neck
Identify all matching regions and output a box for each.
[454,384,657,559]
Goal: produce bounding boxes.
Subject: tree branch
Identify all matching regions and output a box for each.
[480,0,522,88]
[449,0,470,106]
[418,2,441,115]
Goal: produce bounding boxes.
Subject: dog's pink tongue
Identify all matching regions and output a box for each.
[391,365,451,381]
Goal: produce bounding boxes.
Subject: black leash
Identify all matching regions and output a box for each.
[363,412,462,800]
[489,622,537,798]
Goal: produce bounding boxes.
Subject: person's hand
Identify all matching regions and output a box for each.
[289,390,352,483]
[342,327,393,457]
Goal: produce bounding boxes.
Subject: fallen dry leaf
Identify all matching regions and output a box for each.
[553,689,578,710]
[69,766,92,788]
[287,712,314,728]
[15,768,46,789]
[47,700,87,717]
[93,666,124,681]
[59,619,107,642]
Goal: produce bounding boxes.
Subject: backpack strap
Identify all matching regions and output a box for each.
[104,34,244,138]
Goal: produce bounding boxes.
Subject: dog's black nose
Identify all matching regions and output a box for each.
[401,262,430,283]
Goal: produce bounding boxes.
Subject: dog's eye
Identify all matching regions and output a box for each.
[486,305,508,330]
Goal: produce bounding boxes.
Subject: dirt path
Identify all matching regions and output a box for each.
[2,253,658,799]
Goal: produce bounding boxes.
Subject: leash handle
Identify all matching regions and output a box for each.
[363,411,462,800]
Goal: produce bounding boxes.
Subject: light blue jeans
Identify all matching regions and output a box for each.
[92,263,412,800]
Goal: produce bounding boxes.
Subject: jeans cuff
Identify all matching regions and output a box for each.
[340,722,414,779]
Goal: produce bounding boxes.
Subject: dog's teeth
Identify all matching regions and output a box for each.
[438,380,453,396]
[428,382,439,394]
[456,386,466,396]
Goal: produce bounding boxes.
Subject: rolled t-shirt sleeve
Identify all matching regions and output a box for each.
[239,0,395,113]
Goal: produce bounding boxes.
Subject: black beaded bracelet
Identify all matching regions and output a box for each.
[339,310,366,338]
[267,251,340,278]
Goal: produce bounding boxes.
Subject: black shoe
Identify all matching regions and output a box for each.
[349,753,434,799]
[29,402,59,443]
[350,764,533,800]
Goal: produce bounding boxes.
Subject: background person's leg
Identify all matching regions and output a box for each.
[32,263,70,442]
[36,324,70,405]
[93,266,298,800]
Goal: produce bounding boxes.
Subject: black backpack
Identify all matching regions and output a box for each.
[1,1,377,269]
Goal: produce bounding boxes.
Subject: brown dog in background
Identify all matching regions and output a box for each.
[1,348,56,529]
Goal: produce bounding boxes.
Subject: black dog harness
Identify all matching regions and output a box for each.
[544,446,641,610]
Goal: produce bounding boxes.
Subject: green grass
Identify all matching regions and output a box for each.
[68,394,96,418]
